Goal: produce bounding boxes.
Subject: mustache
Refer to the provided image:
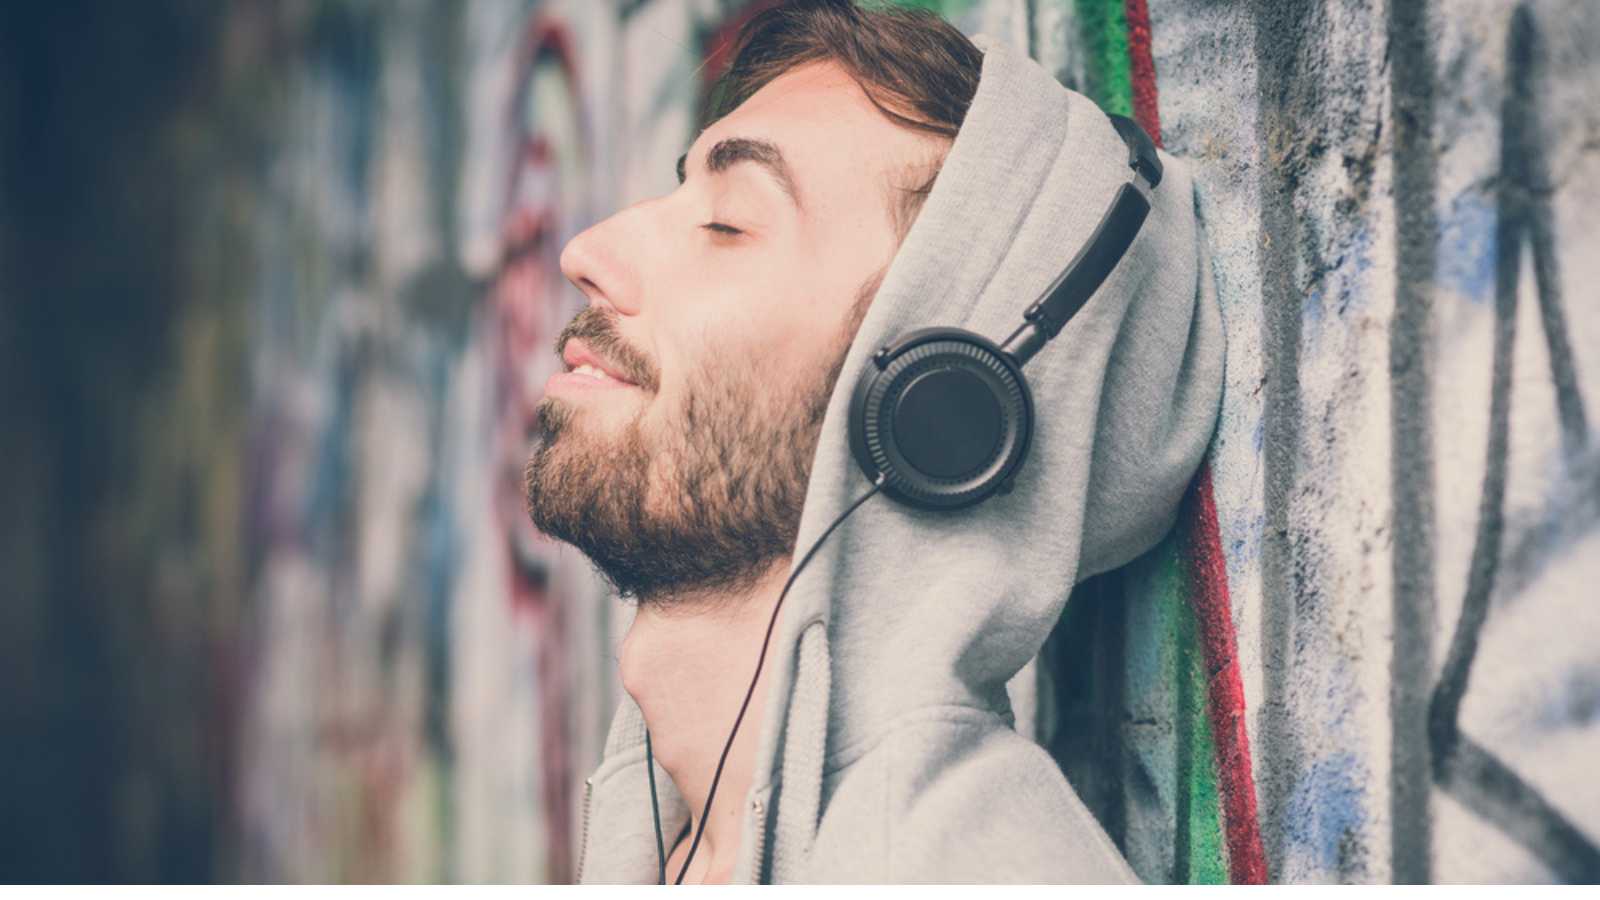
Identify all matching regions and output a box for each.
[553,307,661,393]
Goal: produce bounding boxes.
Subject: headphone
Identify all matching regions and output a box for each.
[850,112,1163,510]
[647,112,1162,884]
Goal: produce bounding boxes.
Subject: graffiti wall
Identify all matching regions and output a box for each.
[1044,0,1600,885]
[3,0,1595,885]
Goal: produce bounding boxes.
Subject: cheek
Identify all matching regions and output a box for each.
[639,310,785,425]
[643,235,868,421]
[633,322,714,433]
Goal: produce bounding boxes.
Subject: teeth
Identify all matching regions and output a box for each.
[572,363,618,382]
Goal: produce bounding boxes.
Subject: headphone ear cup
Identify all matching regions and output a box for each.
[849,327,1033,511]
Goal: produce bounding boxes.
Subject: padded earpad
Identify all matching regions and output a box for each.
[849,327,1033,510]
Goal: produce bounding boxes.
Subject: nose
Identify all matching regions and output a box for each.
[558,205,646,317]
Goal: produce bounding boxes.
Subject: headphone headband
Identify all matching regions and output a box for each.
[1002,114,1161,366]
[850,112,1161,511]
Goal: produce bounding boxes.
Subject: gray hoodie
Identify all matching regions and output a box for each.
[576,34,1223,884]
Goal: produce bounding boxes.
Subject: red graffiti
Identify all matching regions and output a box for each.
[1124,1,1268,881]
[1180,467,1269,884]
[1122,0,1162,143]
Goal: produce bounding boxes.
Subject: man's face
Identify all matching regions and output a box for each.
[525,61,946,604]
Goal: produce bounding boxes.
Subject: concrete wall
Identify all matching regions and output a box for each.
[4,0,1595,884]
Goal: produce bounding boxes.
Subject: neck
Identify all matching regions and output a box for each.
[618,558,790,883]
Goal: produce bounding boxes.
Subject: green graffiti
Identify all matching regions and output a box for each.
[1121,533,1228,883]
[1054,0,1230,882]
[884,0,980,15]
[1173,551,1227,884]
[1072,0,1133,118]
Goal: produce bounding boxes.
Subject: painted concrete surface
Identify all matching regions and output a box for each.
[233,0,1600,883]
[6,0,1593,885]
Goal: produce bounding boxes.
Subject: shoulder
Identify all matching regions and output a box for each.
[808,707,1139,884]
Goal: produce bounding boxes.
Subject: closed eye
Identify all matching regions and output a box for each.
[701,222,742,236]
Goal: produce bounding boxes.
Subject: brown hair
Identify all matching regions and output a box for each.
[703,0,983,240]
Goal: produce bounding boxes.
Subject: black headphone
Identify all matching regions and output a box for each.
[647,112,1162,885]
[849,113,1163,510]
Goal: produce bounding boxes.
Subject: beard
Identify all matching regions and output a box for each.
[524,277,877,608]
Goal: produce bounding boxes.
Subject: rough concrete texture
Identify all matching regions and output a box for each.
[235,0,1600,883]
[6,0,1594,886]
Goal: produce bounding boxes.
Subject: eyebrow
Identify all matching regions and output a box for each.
[676,137,802,210]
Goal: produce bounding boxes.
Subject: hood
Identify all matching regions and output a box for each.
[753,30,1224,772]
[586,33,1223,883]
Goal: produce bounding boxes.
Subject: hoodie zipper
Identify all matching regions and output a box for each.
[574,777,594,884]
[748,795,769,883]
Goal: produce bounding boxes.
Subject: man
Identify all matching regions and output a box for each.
[525,0,1222,884]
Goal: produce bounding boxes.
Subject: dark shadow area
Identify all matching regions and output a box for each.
[0,1,287,882]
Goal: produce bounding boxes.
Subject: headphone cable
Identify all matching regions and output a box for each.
[646,476,884,884]
[645,729,667,884]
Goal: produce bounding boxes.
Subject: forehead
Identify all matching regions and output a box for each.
[691,61,945,218]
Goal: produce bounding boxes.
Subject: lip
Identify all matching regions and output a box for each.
[543,369,639,395]
[560,337,638,386]
[546,337,642,398]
